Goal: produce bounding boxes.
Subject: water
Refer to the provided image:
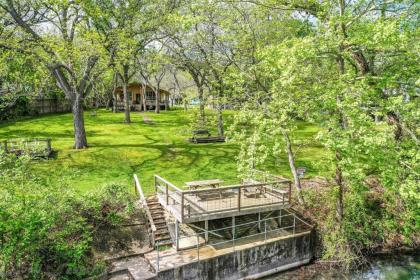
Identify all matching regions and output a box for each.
[265,253,420,280]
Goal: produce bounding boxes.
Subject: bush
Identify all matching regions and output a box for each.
[0,153,135,279]
[0,95,31,121]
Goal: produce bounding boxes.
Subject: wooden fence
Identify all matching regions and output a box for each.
[30,98,71,114]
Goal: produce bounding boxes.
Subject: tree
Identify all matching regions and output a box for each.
[247,0,419,265]
[164,2,213,126]
[85,0,174,122]
[0,0,103,149]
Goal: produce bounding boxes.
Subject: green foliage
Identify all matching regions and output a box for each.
[0,153,135,279]
[186,107,217,132]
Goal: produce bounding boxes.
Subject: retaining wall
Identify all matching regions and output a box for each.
[156,231,314,280]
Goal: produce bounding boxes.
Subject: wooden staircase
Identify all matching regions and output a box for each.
[146,196,172,246]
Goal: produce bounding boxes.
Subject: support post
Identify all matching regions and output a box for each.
[232,216,235,249]
[258,212,261,232]
[288,182,292,203]
[293,214,296,234]
[264,220,267,241]
[181,192,185,222]
[237,187,241,212]
[204,220,209,243]
[175,220,179,251]
[196,234,200,261]
[278,209,282,228]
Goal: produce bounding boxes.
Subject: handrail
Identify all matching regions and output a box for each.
[154,209,313,272]
[134,174,156,232]
[183,180,290,194]
[154,174,184,192]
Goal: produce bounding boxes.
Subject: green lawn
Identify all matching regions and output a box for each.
[0,109,330,194]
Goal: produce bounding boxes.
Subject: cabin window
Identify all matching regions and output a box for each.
[146,91,155,100]
[135,94,141,104]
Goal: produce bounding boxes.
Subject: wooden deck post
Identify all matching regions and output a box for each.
[181,192,185,222]
[258,212,261,232]
[288,182,292,203]
[237,187,241,212]
[204,220,209,243]
[278,209,282,227]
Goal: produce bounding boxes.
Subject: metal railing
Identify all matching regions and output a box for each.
[154,210,313,272]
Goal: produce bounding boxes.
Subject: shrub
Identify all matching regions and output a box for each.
[0,153,135,279]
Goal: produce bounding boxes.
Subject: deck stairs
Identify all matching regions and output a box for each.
[146,196,172,246]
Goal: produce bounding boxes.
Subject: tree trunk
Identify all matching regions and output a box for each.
[155,86,160,113]
[282,131,304,205]
[216,96,224,136]
[72,96,88,149]
[123,81,131,123]
[112,73,118,112]
[198,86,205,127]
[141,84,147,111]
[386,111,403,142]
[122,65,131,123]
[335,152,344,222]
[165,94,169,110]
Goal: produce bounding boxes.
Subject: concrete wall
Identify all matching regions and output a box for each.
[157,231,314,280]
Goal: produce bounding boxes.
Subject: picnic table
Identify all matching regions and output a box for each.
[185,179,224,190]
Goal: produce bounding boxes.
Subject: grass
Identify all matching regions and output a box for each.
[0,109,330,194]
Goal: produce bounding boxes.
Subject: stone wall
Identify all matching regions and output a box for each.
[157,231,315,280]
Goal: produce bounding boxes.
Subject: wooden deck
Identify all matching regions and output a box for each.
[153,175,292,223]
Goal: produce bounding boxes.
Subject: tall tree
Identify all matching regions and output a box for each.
[85,0,173,123]
[0,0,102,149]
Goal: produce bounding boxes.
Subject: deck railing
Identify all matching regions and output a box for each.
[154,175,292,222]
[154,208,313,272]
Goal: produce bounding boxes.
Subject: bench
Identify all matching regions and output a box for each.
[188,130,226,144]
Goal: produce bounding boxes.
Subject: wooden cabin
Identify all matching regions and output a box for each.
[115,83,170,111]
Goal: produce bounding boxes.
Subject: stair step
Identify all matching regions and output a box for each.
[155,236,171,242]
[147,202,160,206]
[155,228,169,234]
[151,215,165,220]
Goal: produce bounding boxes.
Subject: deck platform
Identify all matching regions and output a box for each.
[153,174,292,223]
